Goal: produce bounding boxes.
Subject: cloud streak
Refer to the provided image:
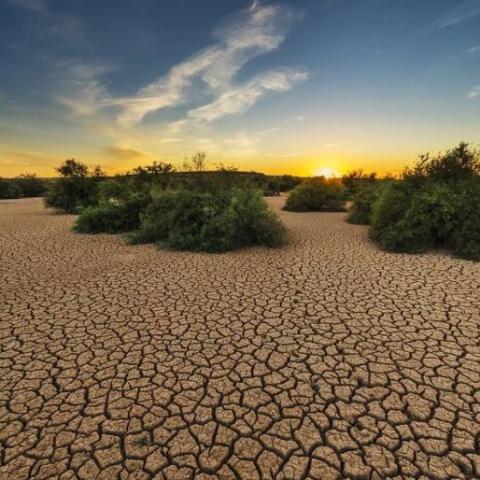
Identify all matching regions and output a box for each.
[426,0,480,30]
[57,63,113,116]
[187,68,307,122]
[99,2,306,128]
[467,85,480,99]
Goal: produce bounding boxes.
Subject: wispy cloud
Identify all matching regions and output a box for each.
[5,0,48,13]
[467,85,480,99]
[186,68,307,122]
[56,62,114,116]
[95,2,306,128]
[426,0,480,30]
[467,45,480,53]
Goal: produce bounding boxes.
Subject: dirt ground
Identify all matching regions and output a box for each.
[1,197,479,480]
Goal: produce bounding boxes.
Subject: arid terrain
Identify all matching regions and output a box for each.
[1,197,479,480]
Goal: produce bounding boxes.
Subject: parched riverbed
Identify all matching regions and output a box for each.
[1,197,479,480]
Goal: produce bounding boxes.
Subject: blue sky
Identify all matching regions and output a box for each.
[0,0,479,176]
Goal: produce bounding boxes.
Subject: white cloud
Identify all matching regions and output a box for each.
[56,63,114,116]
[467,45,480,53]
[427,0,480,30]
[187,68,307,122]
[467,85,480,99]
[105,3,304,127]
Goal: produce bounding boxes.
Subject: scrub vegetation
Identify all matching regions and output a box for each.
[43,153,287,252]
[0,174,46,199]
[367,143,480,260]
[283,177,346,212]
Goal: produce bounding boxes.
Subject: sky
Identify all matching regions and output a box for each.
[0,0,479,177]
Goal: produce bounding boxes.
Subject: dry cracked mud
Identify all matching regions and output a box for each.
[1,197,480,480]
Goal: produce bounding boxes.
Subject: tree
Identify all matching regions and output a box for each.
[56,159,89,177]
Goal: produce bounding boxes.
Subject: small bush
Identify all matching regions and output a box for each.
[0,178,22,199]
[44,159,105,213]
[128,188,285,252]
[74,195,150,234]
[370,181,461,253]
[15,173,46,197]
[284,178,346,212]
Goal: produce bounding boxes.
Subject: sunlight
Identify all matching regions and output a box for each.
[313,166,340,178]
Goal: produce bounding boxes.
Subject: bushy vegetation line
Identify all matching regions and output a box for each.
[369,143,480,261]
[42,154,287,252]
[0,174,46,199]
[284,177,346,212]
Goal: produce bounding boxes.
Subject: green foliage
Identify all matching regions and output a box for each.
[15,173,46,197]
[284,178,346,212]
[407,142,480,183]
[44,159,105,213]
[128,188,285,252]
[369,144,480,260]
[370,181,459,253]
[347,182,382,225]
[56,158,89,177]
[74,195,150,234]
[0,174,46,199]
[452,179,480,261]
[342,169,377,199]
[0,178,22,199]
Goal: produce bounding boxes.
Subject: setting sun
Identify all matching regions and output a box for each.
[313,167,340,179]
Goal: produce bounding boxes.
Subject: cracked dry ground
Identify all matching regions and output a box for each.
[1,198,480,480]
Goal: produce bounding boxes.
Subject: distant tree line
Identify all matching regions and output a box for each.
[0,174,46,199]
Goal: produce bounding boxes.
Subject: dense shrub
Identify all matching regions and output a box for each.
[369,143,480,260]
[408,142,480,182]
[0,178,22,199]
[342,170,377,199]
[284,178,346,212]
[74,195,151,234]
[44,159,105,213]
[369,181,459,253]
[0,174,46,199]
[128,188,285,252]
[14,173,46,197]
[347,183,382,225]
[452,179,480,261]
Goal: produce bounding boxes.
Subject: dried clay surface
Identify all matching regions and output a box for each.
[1,197,479,480]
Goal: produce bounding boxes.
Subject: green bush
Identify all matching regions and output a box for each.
[284,178,346,212]
[452,179,480,261]
[44,159,105,213]
[369,143,480,260]
[342,170,377,199]
[347,183,382,225]
[0,178,22,199]
[74,195,150,234]
[15,173,46,197]
[370,181,461,253]
[128,188,285,252]
[407,142,480,183]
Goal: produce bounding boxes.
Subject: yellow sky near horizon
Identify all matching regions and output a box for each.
[0,148,412,178]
